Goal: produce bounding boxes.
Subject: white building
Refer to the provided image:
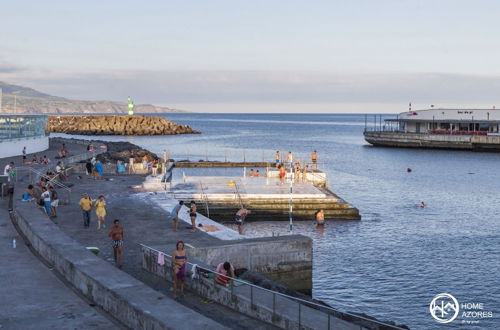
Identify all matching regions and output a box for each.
[0,115,48,157]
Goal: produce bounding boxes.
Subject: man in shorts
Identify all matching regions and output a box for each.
[234,208,251,235]
[108,219,124,268]
[169,201,184,232]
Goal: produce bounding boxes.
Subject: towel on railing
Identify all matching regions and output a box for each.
[157,252,165,265]
[191,264,198,279]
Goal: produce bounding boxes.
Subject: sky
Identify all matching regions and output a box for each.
[1,0,500,113]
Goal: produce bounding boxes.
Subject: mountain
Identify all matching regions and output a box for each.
[0,81,186,114]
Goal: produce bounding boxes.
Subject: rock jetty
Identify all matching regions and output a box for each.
[47,115,200,135]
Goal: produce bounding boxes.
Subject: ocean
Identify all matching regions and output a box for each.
[52,113,500,329]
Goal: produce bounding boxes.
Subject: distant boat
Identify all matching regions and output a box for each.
[364,108,500,151]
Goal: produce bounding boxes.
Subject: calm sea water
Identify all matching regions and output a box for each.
[53,113,500,329]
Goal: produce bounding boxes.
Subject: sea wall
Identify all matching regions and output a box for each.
[188,235,313,293]
[47,115,200,135]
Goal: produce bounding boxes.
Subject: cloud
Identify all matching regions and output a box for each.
[6,70,500,107]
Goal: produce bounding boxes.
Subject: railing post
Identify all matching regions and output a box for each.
[250,285,253,306]
[273,292,276,316]
[298,303,301,328]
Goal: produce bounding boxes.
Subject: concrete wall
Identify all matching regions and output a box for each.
[11,202,226,330]
[189,236,312,293]
[0,136,48,158]
[141,245,366,330]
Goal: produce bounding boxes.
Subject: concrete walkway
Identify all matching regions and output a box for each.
[0,200,119,329]
[41,172,276,329]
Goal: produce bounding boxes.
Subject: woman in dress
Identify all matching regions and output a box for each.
[172,241,187,298]
[95,195,107,230]
[188,201,197,232]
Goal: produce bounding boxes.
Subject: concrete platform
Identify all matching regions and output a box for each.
[142,175,360,221]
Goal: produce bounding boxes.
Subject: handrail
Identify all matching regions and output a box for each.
[199,181,210,218]
[141,244,405,330]
[233,182,244,209]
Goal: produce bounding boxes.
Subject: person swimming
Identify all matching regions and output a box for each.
[420,201,426,208]
[315,209,325,226]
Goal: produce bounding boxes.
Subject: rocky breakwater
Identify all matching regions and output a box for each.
[47,115,200,135]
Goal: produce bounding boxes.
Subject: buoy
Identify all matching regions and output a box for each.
[407,168,412,173]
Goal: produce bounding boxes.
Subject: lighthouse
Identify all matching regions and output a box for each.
[127,96,134,115]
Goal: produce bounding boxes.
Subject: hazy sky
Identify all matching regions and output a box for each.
[2,0,500,113]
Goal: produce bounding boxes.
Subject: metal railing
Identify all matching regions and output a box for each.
[141,244,405,330]
[199,181,210,218]
[14,166,72,204]
[233,182,244,209]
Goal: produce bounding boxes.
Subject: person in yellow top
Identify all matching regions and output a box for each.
[79,193,93,228]
[95,195,107,230]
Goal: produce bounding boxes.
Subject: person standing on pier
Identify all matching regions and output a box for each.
[275,151,280,168]
[279,164,286,184]
[169,201,184,232]
[79,193,93,228]
[172,241,187,298]
[22,147,26,163]
[287,151,293,164]
[234,208,251,235]
[108,219,124,268]
[302,165,308,182]
[188,201,197,232]
[310,150,318,169]
[128,156,135,174]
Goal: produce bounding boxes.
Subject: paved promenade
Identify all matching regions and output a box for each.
[0,200,119,329]
[48,173,275,329]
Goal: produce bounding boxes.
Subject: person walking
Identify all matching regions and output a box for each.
[41,187,52,216]
[4,162,15,182]
[169,201,184,232]
[234,208,251,235]
[95,195,107,230]
[188,201,197,232]
[171,241,187,299]
[79,193,93,228]
[108,219,124,268]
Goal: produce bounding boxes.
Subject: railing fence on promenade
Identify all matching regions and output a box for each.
[141,244,405,330]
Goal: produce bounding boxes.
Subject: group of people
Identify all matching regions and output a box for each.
[85,158,104,179]
[39,185,59,217]
[128,155,159,176]
[169,200,198,232]
[273,150,318,184]
[22,147,51,165]
[248,169,260,177]
[78,193,124,268]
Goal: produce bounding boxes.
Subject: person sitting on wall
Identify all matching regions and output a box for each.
[215,261,236,286]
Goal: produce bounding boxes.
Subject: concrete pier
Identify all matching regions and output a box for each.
[143,175,360,221]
